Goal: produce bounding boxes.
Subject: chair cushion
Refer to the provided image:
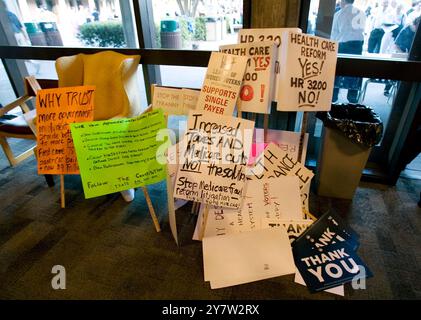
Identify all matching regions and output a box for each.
[55,51,141,120]
[0,115,34,135]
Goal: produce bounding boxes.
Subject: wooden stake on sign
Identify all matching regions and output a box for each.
[298,112,310,220]
[303,209,317,221]
[298,112,309,164]
[199,204,209,240]
[142,186,161,232]
[263,113,269,142]
[191,202,198,215]
[60,175,65,208]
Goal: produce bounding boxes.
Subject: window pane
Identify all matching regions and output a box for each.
[307,0,420,60]
[160,65,206,88]
[149,0,243,50]
[0,60,16,106]
[1,0,138,48]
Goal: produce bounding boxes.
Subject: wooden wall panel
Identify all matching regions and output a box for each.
[251,0,301,28]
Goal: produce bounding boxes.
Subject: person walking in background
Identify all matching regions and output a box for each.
[394,16,420,53]
[331,0,366,103]
[367,0,390,53]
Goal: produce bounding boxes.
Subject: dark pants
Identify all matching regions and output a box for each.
[368,28,384,53]
[333,40,363,103]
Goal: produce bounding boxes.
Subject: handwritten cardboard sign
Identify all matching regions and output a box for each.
[253,128,309,163]
[174,111,254,209]
[238,28,302,102]
[252,129,310,211]
[152,86,200,115]
[182,88,200,112]
[278,31,338,111]
[70,109,167,198]
[36,86,95,174]
[197,52,248,116]
[202,176,303,238]
[247,143,314,210]
[219,41,277,114]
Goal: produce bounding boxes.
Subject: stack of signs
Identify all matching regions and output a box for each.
[219,41,277,114]
[70,109,167,198]
[293,211,372,293]
[36,86,95,174]
[173,111,254,209]
[197,52,248,115]
[251,128,310,211]
[152,86,200,115]
[194,177,304,239]
[238,28,302,103]
[247,142,314,216]
[194,176,303,289]
[277,31,338,111]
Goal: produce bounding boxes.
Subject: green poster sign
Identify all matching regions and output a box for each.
[70,109,167,198]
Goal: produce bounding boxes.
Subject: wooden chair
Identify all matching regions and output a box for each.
[0,76,54,186]
[55,51,161,231]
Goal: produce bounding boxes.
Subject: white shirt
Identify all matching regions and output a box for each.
[331,4,366,43]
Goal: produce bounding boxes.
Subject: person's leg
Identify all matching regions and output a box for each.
[368,29,379,53]
[332,87,339,103]
[347,89,359,103]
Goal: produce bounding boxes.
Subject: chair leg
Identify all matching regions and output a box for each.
[0,136,17,166]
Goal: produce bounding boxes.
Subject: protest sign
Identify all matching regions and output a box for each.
[278,31,338,111]
[293,211,360,251]
[152,86,182,115]
[36,86,95,174]
[152,86,200,115]
[292,211,369,293]
[252,128,309,164]
[293,240,372,293]
[197,52,248,115]
[247,143,314,211]
[219,41,277,114]
[238,28,302,102]
[181,88,200,112]
[173,111,254,209]
[70,109,167,198]
[294,269,344,296]
[203,228,295,289]
[194,177,302,239]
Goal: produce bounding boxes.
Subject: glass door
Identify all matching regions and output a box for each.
[301,0,421,183]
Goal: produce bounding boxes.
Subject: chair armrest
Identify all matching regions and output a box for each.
[0,95,32,117]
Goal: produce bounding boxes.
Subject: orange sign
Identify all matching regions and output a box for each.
[36,86,95,174]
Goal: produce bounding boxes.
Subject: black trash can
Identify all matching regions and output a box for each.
[24,22,47,46]
[315,104,383,199]
[39,22,63,46]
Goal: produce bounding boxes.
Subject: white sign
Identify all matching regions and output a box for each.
[238,28,302,102]
[202,228,295,289]
[152,86,199,115]
[174,111,254,209]
[252,129,310,211]
[219,41,277,114]
[253,128,309,163]
[247,143,314,209]
[181,88,200,112]
[197,52,248,116]
[278,31,338,111]
[194,177,303,239]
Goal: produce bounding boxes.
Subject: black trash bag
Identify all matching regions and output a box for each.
[316,104,383,148]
